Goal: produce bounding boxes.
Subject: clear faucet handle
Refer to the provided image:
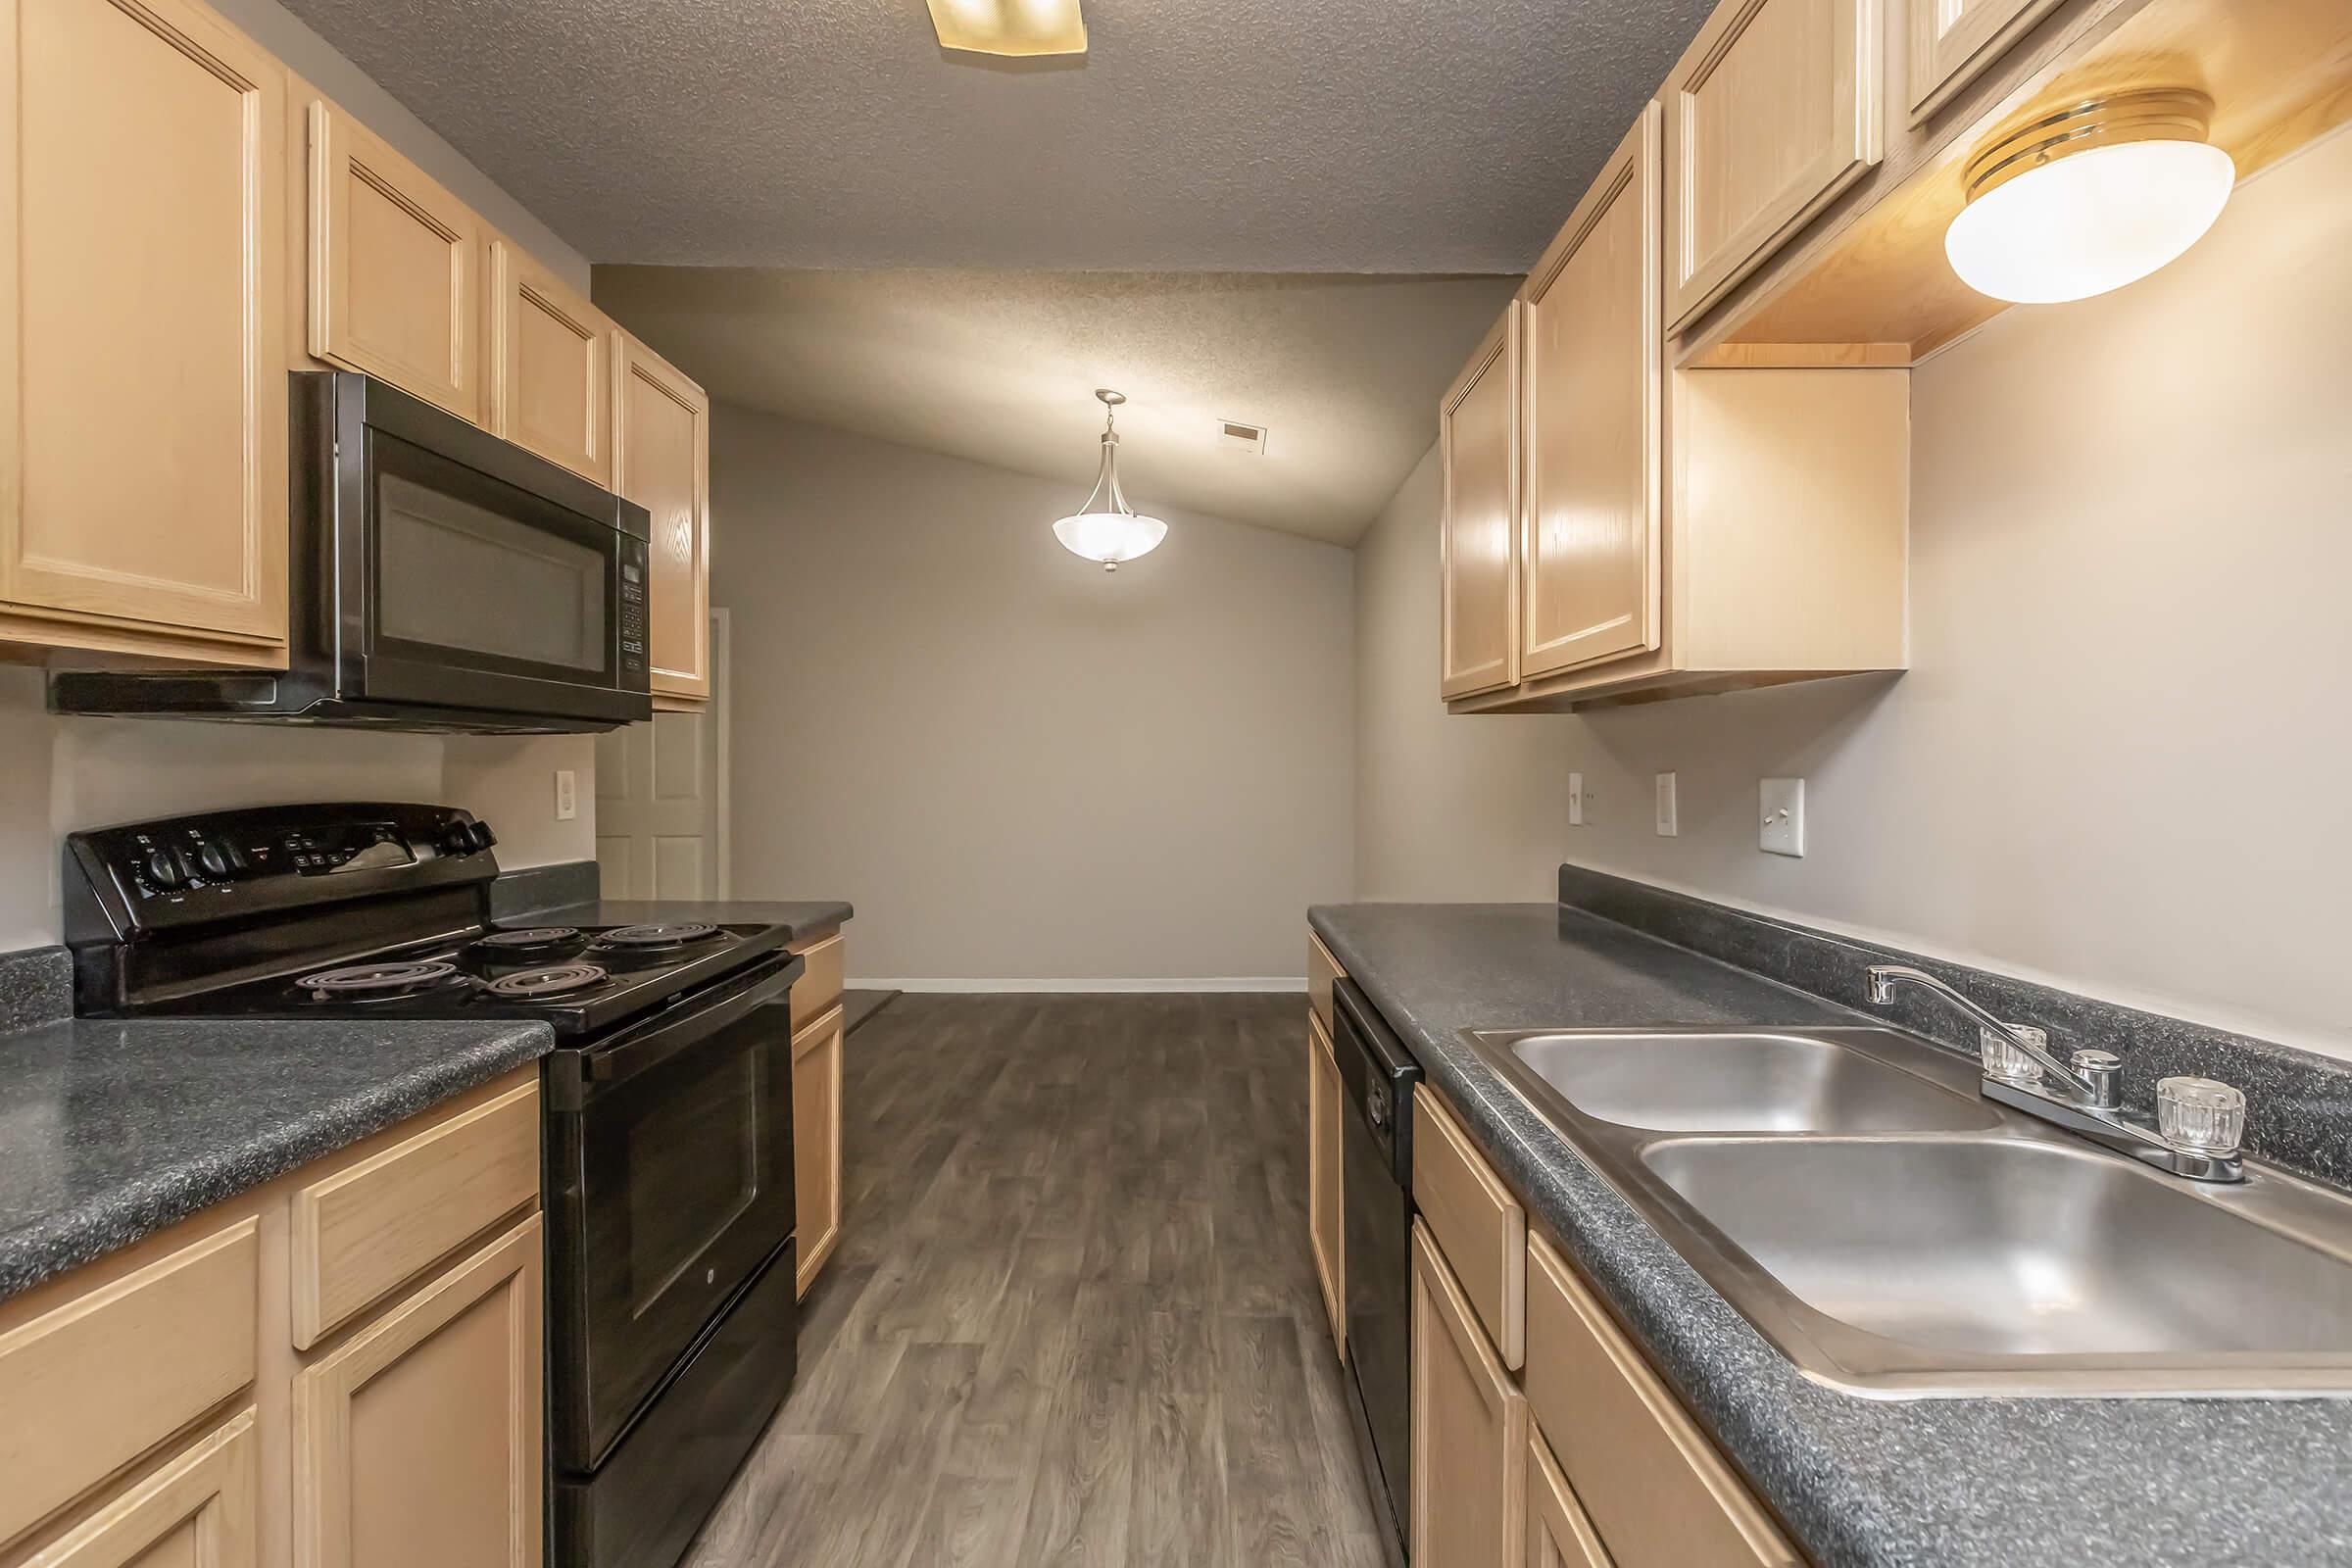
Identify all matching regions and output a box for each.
[1980,1024,2047,1087]
[2157,1076,2246,1156]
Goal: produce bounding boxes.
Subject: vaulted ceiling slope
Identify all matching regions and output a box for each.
[274,0,1713,270]
[595,269,1519,543]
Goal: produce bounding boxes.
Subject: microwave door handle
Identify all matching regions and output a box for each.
[580,956,802,1088]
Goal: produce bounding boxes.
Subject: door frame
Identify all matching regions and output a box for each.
[711,607,732,900]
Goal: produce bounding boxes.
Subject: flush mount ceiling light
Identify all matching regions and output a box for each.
[926,0,1087,58]
[1053,389,1166,572]
[1945,88,2235,306]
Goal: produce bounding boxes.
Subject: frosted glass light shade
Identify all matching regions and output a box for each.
[1945,138,2235,305]
[1053,510,1167,567]
[926,0,1086,57]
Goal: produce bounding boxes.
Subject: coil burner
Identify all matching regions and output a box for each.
[596,922,722,952]
[485,963,609,999]
[297,959,463,999]
[475,926,583,956]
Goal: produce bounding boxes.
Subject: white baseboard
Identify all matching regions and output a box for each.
[850,976,1307,995]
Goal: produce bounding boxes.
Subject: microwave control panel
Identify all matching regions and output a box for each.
[618,546,650,678]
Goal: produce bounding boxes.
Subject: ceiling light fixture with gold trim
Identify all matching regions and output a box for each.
[1053,390,1167,572]
[1944,88,2236,306]
[926,0,1087,58]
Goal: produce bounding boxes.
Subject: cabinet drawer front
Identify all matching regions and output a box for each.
[1527,1426,1614,1568]
[291,1080,540,1348]
[1409,1220,1526,1567]
[24,1408,258,1568]
[793,1003,846,1298]
[0,1219,258,1546]
[1524,1232,1796,1568]
[1412,1087,1526,1368]
[1665,0,1880,330]
[1306,928,1345,1034]
[789,930,845,1028]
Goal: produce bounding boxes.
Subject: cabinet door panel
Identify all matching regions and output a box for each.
[793,1004,845,1298]
[1665,0,1879,330]
[1439,304,1520,699]
[0,0,287,646]
[1527,1427,1613,1568]
[1519,106,1662,681]
[309,98,481,419]
[293,1217,543,1568]
[490,238,611,485]
[1410,1220,1525,1568]
[613,334,710,702]
[25,1411,258,1568]
[1906,0,2067,119]
[1307,1009,1346,1353]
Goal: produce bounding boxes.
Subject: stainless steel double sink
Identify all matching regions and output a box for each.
[1464,1026,2352,1397]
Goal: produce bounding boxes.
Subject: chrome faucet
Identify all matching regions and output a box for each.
[1865,964,2246,1183]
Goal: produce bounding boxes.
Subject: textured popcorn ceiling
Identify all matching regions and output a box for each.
[594,269,1520,542]
[273,0,1713,270]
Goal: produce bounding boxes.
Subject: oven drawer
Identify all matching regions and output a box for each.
[290,1077,540,1348]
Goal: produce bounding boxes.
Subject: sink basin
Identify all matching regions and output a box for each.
[1461,1023,2352,1396]
[1503,1029,1996,1134]
[1642,1137,2352,1360]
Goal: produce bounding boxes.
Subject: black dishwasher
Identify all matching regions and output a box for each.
[1332,978,1423,1565]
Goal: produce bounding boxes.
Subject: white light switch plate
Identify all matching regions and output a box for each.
[555,769,578,821]
[1568,772,1585,826]
[1654,772,1678,837]
[1760,777,1804,857]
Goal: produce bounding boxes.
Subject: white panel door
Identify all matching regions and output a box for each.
[596,612,723,898]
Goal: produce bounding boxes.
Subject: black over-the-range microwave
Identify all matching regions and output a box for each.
[50,371,654,733]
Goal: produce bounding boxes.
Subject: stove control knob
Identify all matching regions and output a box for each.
[193,840,232,880]
[467,821,499,853]
[144,847,187,890]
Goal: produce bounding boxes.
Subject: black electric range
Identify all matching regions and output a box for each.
[62,802,805,1568]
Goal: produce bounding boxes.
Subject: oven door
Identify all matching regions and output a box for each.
[544,954,801,1469]
[337,374,651,727]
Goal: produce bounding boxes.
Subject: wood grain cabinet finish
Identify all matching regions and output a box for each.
[0,1218,258,1547]
[1413,1086,1527,1369]
[1517,105,1663,682]
[23,1410,259,1568]
[793,1003,846,1298]
[613,333,712,706]
[1664,0,1880,331]
[789,929,846,1030]
[489,235,612,486]
[1439,303,1521,699]
[1526,1428,1615,1568]
[1524,1232,1798,1568]
[1410,1220,1526,1568]
[289,1080,540,1348]
[0,0,289,663]
[293,1216,545,1568]
[1306,928,1344,1035]
[1306,1008,1346,1355]
[306,97,482,420]
[1903,0,2068,120]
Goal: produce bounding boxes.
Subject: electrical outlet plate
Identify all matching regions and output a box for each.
[555,769,578,821]
[1568,772,1585,827]
[1760,777,1805,857]
[1654,773,1678,837]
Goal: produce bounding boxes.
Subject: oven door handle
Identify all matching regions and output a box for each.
[576,954,803,1090]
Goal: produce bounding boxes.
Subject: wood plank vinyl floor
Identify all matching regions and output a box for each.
[681,993,1390,1568]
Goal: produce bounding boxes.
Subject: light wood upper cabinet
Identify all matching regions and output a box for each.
[293,1216,544,1568]
[1664,0,1880,331]
[490,235,612,486]
[1438,304,1520,700]
[307,97,483,420]
[0,0,289,663]
[1410,1219,1526,1568]
[24,1411,259,1568]
[1904,0,2068,121]
[793,1003,845,1298]
[1518,105,1662,683]
[613,333,712,705]
[1307,1008,1346,1354]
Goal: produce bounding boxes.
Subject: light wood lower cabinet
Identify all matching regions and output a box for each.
[24,1410,259,1568]
[0,0,290,665]
[490,235,612,486]
[293,1217,544,1568]
[1410,1219,1527,1567]
[613,333,712,707]
[1306,1009,1346,1354]
[793,1003,846,1298]
[1527,1426,1614,1568]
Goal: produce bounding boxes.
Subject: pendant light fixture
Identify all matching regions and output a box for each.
[1944,89,2235,306]
[1052,389,1167,572]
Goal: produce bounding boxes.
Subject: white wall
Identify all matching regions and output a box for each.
[1353,127,2352,1060]
[711,404,1356,983]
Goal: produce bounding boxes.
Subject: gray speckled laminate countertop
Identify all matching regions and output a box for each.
[1310,903,2352,1568]
[0,1015,552,1301]
[513,899,852,942]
